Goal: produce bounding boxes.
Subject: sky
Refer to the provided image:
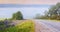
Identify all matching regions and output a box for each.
[0,0,60,19]
[0,0,60,5]
[0,5,50,19]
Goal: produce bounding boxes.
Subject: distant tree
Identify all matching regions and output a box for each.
[12,11,23,20]
[35,14,41,19]
[16,11,23,20]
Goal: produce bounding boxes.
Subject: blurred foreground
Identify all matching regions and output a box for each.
[0,20,34,32]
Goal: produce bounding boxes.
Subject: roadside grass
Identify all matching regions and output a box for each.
[46,19,60,22]
[1,20,35,32]
[40,19,60,22]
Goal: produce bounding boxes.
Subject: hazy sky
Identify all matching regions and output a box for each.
[0,0,60,19]
[0,0,60,5]
[0,6,50,19]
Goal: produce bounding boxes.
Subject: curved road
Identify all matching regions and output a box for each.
[34,19,60,32]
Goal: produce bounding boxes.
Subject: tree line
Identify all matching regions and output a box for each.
[35,2,60,20]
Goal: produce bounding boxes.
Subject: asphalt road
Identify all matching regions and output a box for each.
[34,19,60,32]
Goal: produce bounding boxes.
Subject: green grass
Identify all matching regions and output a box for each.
[0,20,35,32]
[39,18,60,22]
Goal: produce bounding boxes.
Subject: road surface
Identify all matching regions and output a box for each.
[34,19,60,32]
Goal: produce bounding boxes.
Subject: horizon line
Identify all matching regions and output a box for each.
[0,4,52,8]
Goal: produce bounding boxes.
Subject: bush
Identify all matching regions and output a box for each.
[1,20,34,32]
[0,20,14,31]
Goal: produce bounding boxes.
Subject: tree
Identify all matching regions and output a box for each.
[12,11,23,20]
[35,14,41,19]
[47,2,60,19]
[12,13,16,20]
[16,11,23,20]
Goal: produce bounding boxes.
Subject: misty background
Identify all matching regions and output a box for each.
[0,4,51,19]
